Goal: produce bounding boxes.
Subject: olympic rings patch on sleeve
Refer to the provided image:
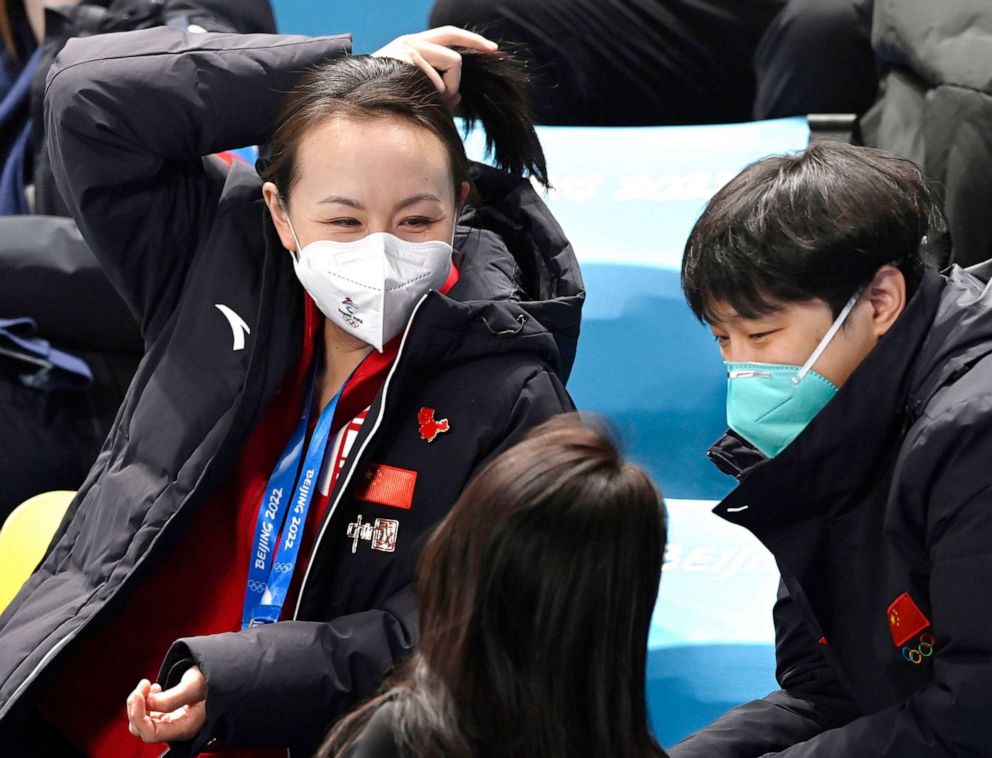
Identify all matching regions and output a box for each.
[901,633,936,665]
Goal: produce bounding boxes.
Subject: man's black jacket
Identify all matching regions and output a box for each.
[0,28,583,757]
[672,264,992,756]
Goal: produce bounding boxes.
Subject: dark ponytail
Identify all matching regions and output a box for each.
[260,46,548,205]
[456,47,548,188]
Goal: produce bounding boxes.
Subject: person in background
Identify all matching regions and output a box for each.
[428,0,876,125]
[753,0,876,119]
[860,0,992,269]
[321,414,668,758]
[0,0,276,524]
[0,24,583,758]
[671,141,992,757]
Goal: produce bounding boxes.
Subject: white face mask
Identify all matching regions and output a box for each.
[285,216,453,352]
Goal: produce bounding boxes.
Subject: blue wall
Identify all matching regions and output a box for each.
[271,1,434,53]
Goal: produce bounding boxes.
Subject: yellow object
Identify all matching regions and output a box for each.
[0,490,75,615]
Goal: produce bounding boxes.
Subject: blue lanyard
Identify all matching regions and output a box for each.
[241,361,347,630]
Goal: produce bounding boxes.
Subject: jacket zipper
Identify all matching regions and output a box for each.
[706,447,746,480]
[291,292,429,619]
[284,294,429,758]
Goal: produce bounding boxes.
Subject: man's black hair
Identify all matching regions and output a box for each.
[682,141,947,322]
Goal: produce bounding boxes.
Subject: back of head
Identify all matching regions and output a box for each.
[682,141,947,323]
[260,47,548,203]
[430,414,666,757]
[321,414,667,758]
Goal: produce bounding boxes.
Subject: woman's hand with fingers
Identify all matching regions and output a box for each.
[372,26,498,109]
[126,666,207,744]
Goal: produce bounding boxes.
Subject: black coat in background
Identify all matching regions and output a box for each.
[429,0,876,126]
[861,0,992,267]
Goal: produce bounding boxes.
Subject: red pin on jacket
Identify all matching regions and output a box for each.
[418,407,450,443]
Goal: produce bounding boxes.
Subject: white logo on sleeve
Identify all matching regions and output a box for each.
[215,304,251,351]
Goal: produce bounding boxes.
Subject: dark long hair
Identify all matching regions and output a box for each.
[321,414,668,757]
[259,47,548,205]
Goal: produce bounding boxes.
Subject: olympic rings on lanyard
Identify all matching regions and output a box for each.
[902,633,936,664]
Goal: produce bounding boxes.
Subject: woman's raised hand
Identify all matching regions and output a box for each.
[372,26,498,109]
[126,666,208,743]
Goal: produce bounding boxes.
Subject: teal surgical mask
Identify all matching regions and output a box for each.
[725,293,860,458]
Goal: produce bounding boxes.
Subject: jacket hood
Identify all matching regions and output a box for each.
[908,261,992,411]
[411,163,584,383]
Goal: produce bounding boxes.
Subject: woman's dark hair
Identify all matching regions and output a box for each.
[259,47,548,204]
[321,414,667,758]
[682,141,947,323]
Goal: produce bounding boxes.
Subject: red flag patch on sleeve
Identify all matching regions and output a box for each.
[888,592,930,647]
[354,464,417,510]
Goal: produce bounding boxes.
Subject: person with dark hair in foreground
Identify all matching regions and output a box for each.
[670,140,992,756]
[0,25,583,758]
[320,414,668,758]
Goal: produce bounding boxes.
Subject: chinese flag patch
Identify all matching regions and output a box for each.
[355,464,417,510]
[888,592,930,647]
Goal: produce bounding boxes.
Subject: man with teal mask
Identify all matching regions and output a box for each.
[670,140,992,757]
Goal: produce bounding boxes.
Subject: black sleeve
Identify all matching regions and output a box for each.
[44,27,351,342]
[159,584,417,757]
[473,366,575,468]
[749,400,992,757]
[156,367,575,755]
[669,579,859,758]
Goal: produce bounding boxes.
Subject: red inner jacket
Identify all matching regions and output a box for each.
[39,265,458,757]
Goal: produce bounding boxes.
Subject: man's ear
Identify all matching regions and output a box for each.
[865,264,907,338]
[262,182,297,255]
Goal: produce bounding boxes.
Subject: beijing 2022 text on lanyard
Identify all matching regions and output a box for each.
[242,356,348,630]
